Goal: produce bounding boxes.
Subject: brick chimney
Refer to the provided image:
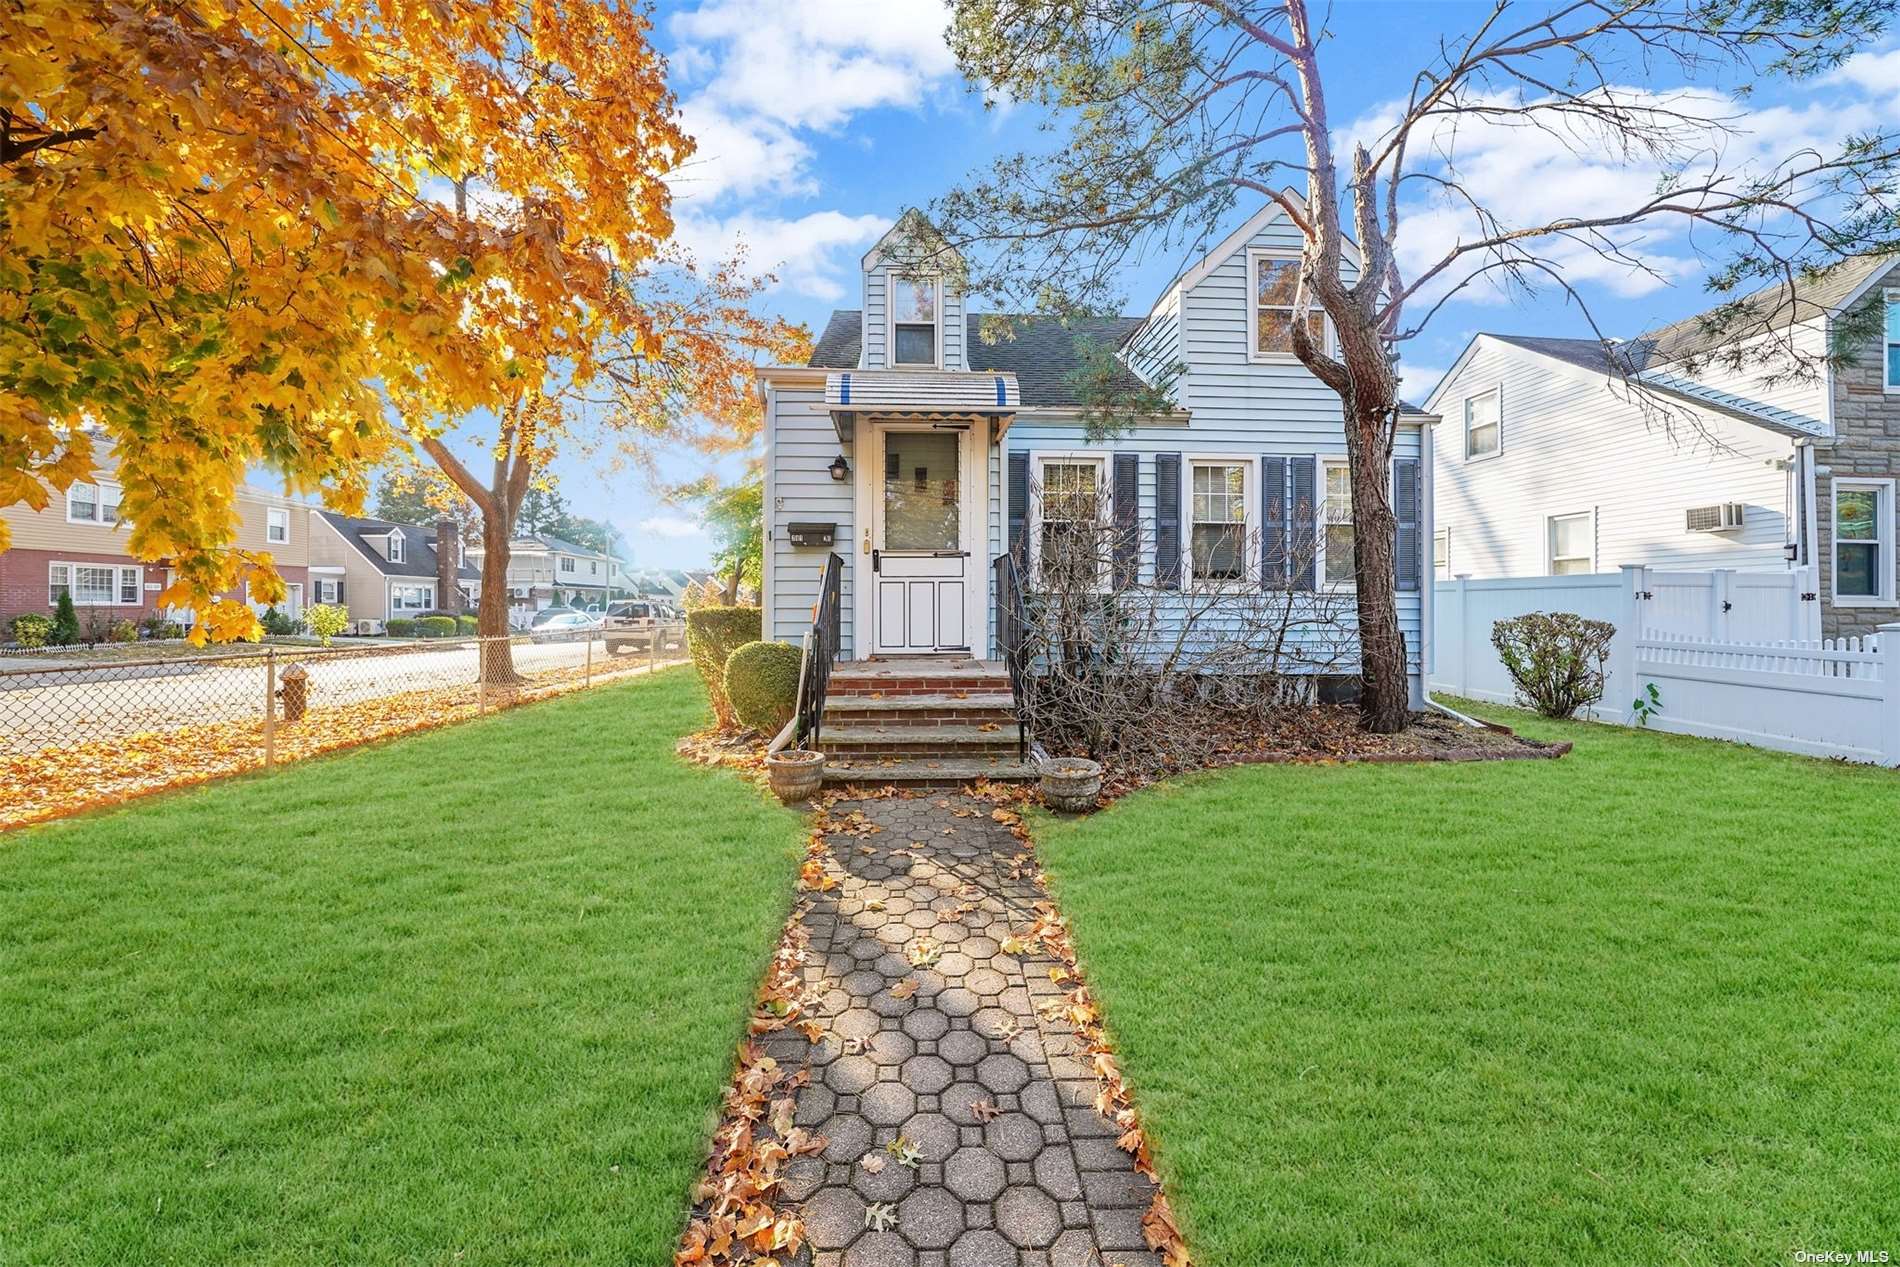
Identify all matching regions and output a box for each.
[435,518,461,613]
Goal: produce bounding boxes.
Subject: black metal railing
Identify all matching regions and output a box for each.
[794,552,844,747]
[992,552,1032,760]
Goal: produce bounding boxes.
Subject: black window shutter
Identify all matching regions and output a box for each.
[1112,453,1139,588]
[1289,456,1316,591]
[334,579,345,606]
[1261,455,1287,587]
[1393,456,1421,592]
[1154,452,1182,589]
[1007,450,1029,563]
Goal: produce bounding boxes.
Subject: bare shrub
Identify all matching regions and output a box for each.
[1490,612,1615,719]
[1008,473,1357,772]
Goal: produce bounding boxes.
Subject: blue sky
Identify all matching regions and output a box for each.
[534,0,1900,568]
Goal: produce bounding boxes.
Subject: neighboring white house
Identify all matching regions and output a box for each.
[1428,253,1900,640]
[755,193,1438,705]
[466,531,616,619]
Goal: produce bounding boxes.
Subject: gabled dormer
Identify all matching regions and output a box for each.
[860,212,967,371]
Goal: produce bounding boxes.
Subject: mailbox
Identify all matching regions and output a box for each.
[785,521,837,547]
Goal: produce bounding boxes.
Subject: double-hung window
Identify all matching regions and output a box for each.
[890,276,939,367]
[1035,458,1105,585]
[387,533,405,564]
[390,584,433,611]
[49,563,141,606]
[1547,512,1594,574]
[1249,253,1326,359]
[316,578,340,604]
[1433,527,1452,579]
[1189,460,1249,583]
[1833,478,1894,603]
[559,555,576,574]
[1885,289,1900,392]
[267,507,290,544]
[66,482,122,525]
[1464,387,1501,460]
[1322,462,1355,586]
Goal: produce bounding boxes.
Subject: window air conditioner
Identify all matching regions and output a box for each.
[1685,502,1745,533]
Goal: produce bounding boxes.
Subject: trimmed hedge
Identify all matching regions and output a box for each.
[385,618,419,637]
[723,640,803,735]
[456,615,480,633]
[9,613,52,648]
[686,606,761,728]
[417,615,458,638]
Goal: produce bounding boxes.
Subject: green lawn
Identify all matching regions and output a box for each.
[0,668,800,1265]
[1033,704,1900,1266]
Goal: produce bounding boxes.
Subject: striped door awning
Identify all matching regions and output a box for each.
[825,370,1020,440]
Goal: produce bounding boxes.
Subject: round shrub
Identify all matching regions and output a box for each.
[385,617,419,638]
[1490,611,1615,719]
[686,605,762,727]
[723,640,803,734]
[305,603,349,646]
[417,615,457,638]
[9,613,52,648]
[108,619,139,643]
[457,614,480,633]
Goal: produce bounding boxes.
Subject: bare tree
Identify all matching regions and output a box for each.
[937,0,1900,730]
[1016,476,1357,769]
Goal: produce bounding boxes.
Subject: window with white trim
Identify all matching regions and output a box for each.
[1322,462,1355,586]
[1189,460,1249,582]
[560,555,576,574]
[1250,253,1326,359]
[890,276,939,366]
[267,507,290,544]
[1034,457,1106,584]
[390,584,433,611]
[49,563,142,606]
[1833,478,1894,602]
[316,578,340,604]
[66,482,122,525]
[1547,512,1593,575]
[589,559,599,575]
[1885,289,1900,391]
[1433,527,1451,579]
[1464,388,1501,460]
[387,532,405,564]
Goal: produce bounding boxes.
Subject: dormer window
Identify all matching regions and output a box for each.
[387,532,405,564]
[890,276,939,367]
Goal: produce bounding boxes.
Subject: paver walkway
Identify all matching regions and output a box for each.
[760,793,1162,1267]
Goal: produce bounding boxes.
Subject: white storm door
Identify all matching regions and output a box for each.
[873,426,972,653]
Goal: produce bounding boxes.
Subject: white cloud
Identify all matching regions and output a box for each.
[675,209,893,301]
[1340,85,1879,314]
[639,515,707,540]
[1395,361,1448,401]
[666,0,956,204]
[1827,45,1900,98]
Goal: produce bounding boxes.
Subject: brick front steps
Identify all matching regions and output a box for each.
[818,658,1035,786]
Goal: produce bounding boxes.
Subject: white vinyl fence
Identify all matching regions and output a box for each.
[1433,565,1900,765]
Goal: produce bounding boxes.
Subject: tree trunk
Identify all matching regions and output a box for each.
[1348,407,1408,732]
[478,514,521,685]
[722,566,740,604]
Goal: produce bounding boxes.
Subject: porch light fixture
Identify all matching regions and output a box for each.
[828,453,850,481]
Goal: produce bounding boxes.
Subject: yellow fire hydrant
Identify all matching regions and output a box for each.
[277,663,309,723]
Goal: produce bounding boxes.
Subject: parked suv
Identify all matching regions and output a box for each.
[603,600,673,654]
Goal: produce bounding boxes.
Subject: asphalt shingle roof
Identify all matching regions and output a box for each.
[1641,253,1896,365]
[809,308,1431,416]
[318,512,480,580]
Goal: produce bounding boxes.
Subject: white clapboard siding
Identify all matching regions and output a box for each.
[1432,335,1801,580]
[765,382,855,647]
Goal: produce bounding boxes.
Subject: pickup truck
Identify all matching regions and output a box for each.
[603,600,678,655]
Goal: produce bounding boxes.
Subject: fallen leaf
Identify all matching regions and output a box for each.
[859,1153,887,1175]
[864,1201,898,1232]
[890,978,919,1000]
[970,1098,1002,1122]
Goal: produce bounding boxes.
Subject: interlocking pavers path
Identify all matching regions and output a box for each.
[759,793,1162,1267]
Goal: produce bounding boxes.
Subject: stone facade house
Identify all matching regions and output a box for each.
[1430,253,1900,639]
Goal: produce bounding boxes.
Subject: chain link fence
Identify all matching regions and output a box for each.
[1,626,688,829]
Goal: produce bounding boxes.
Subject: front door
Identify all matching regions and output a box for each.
[873,426,973,653]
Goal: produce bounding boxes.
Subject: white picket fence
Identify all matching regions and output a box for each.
[1433,565,1900,765]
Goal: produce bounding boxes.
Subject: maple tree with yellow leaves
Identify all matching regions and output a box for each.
[2,0,802,643]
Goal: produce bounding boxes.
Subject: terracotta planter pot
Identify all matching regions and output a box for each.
[1040,757,1102,813]
[766,749,826,804]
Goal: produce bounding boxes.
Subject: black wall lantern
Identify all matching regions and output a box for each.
[828,453,851,481]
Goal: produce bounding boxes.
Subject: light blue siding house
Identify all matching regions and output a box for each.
[756,194,1438,707]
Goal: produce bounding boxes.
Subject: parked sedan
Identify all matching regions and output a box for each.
[528,611,602,643]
